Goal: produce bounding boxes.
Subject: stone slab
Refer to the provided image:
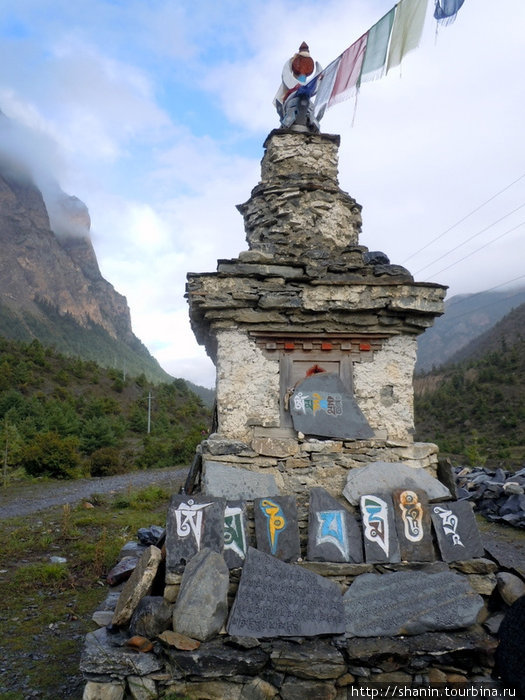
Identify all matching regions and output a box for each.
[290,372,374,440]
[359,493,400,564]
[343,570,484,637]
[80,627,163,677]
[223,500,250,569]
[163,637,268,679]
[111,545,162,627]
[392,488,435,562]
[227,547,345,638]
[166,495,224,574]
[254,495,301,562]
[173,548,229,642]
[343,461,451,506]
[307,487,363,563]
[431,500,484,562]
[202,461,280,499]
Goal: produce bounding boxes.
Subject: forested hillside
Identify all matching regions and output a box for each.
[415,331,525,468]
[0,338,211,482]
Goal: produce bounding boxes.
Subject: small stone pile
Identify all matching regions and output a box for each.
[80,463,525,699]
[456,466,525,528]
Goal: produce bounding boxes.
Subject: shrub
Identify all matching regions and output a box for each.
[20,431,81,479]
[89,447,124,477]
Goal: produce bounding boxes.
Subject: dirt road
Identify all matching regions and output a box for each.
[0,466,188,520]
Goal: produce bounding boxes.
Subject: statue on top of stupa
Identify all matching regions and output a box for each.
[273,42,322,132]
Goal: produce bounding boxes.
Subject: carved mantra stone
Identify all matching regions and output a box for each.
[307,487,363,563]
[227,547,345,638]
[392,488,435,562]
[166,495,224,574]
[254,495,301,562]
[430,500,484,562]
[223,500,249,569]
[343,570,484,637]
[290,372,374,440]
[360,493,400,564]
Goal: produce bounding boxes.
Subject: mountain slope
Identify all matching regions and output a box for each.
[416,287,525,372]
[414,304,525,467]
[0,110,170,383]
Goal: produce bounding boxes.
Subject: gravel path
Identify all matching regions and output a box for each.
[0,466,189,520]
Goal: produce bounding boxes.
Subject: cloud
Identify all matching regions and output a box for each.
[1,0,525,389]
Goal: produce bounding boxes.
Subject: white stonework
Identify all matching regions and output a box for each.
[353,335,417,441]
[216,329,280,441]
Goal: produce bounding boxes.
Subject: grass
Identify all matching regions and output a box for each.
[0,484,174,698]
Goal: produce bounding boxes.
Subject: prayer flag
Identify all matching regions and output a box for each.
[314,57,341,119]
[387,0,429,73]
[434,0,465,24]
[328,34,367,107]
[359,7,396,84]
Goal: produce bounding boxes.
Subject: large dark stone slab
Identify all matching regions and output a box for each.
[307,487,363,563]
[203,461,280,499]
[289,372,374,440]
[227,548,345,638]
[343,570,484,637]
[343,462,451,506]
[223,500,249,569]
[360,494,400,564]
[392,488,435,562]
[254,495,300,561]
[166,495,224,573]
[270,639,346,679]
[431,500,484,562]
[164,637,268,678]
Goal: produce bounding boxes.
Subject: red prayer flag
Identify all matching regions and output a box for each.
[328,34,367,107]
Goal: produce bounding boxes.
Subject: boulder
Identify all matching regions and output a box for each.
[129,596,172,638]
[343,462,450,506]
[173,548,229,642]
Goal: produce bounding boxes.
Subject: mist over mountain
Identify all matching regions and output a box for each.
[0,109,170,382]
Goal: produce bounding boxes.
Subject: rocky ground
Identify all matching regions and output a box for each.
[0,467,188,699]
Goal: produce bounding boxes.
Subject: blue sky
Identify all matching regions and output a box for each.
[1,0,524,388]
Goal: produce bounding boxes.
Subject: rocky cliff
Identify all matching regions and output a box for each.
[0,111,170,382]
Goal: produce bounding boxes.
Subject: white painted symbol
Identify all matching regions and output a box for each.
[361,495,389,557]
[433,506,464,547]
[316,510,348,558]
[175,499,212,550]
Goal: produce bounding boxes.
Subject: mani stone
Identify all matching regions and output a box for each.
[202,461,280,499]
[254,495,301,562]
[173,548,229,642]
[343,461,451,506]
[111,545,162,627]
[343,570,484,637]
[430,500,484,562]
[360,493,400,564]
[307,487,363,563]
[223,500,250,569]
[227,547,345,638]
[392,488,435,562]
[166,494,224,574]
[289,372,374,440]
